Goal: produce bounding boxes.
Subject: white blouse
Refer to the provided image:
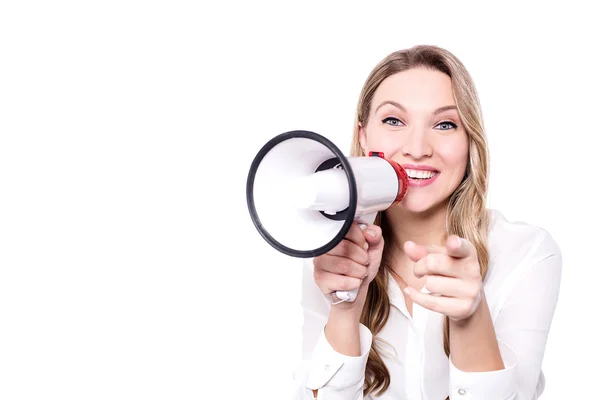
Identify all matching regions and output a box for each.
[292,209,562,400]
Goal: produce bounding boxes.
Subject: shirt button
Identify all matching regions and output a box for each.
[324,364,330,371]
[458,388,467,395]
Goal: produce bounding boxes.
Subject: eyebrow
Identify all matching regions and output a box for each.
[375,100,457,115]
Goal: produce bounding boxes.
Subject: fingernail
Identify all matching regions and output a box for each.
[363,242,369,250]
[403,287,410,295]
[365,229,376,238]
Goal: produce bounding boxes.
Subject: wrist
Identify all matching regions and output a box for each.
[329,302,362,324]
[448,292,504,372]
[450,290,486,329]
[330,291,366,319]
[325,304,363,357]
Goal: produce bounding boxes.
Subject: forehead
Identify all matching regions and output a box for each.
[372,67,455,111]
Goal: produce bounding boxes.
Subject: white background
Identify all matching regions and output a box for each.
[1,1,598,399]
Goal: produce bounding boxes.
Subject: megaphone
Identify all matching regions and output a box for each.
[246,130,409,303]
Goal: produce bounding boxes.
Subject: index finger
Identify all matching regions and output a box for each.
[404,241,445,263]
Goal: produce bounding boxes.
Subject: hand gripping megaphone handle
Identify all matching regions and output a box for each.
[331,213,376,305]
[329,153,408,305]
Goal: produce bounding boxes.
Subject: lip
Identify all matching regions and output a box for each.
[406,173,439,188]
[401,164,439,172]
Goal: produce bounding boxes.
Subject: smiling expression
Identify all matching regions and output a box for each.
[359,67,469,214]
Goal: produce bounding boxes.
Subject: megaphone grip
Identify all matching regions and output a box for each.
[332,223,368,304]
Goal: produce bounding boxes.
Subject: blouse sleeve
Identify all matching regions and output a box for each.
[292,259,372,400]
[449,229,562,399]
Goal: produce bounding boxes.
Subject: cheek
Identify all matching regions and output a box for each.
[364,130,401,155]
[439,138,469,176]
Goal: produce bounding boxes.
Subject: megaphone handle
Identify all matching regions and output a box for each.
[332,214,376,304]
[332,288,359,304]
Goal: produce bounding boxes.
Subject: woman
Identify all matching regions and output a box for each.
[293,45,562,400]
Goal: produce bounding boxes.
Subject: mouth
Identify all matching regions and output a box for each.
[402,166,440,188]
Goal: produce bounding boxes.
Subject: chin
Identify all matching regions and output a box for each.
[395,195,449,216]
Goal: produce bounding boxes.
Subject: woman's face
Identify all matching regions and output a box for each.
[359,67,469,214]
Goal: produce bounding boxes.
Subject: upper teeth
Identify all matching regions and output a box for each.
[406,169,437,179]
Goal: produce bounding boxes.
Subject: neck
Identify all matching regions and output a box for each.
[384,201,449,251]
[383,201,449,289]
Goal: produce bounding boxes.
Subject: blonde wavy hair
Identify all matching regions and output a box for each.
[350,45,491,397]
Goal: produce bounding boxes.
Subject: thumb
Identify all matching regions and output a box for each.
[445,235,473,259]
[362,225,384,282]
[363,225,383,251]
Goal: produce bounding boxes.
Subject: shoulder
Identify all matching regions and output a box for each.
[484,209,562,286]
[487,208,561,261]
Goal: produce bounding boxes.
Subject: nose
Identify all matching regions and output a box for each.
[400,127,432,160]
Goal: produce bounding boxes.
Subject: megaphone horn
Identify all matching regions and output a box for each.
[246,130,408,303]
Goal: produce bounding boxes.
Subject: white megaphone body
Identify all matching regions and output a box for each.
[246,130,409,303]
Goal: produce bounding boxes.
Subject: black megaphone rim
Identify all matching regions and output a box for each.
[246,130,358,258]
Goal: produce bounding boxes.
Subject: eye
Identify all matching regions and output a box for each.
[382,117,405,127]
[435,121,458,130]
